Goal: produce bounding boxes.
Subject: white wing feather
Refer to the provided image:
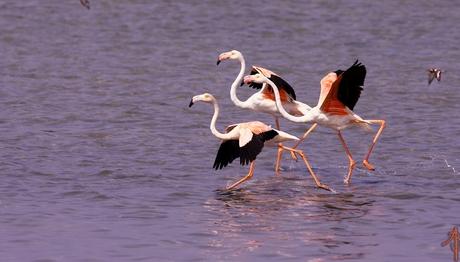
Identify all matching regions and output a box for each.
[238,128,254,148]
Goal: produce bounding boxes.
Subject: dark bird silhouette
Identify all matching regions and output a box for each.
[80,0,90,10]
[427,68,443,85]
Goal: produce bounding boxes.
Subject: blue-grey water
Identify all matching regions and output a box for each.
[1,1,459,261]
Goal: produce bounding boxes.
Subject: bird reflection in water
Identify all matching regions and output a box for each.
[201,188,377,260]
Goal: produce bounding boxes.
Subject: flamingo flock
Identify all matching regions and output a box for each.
[190,50,386,191]
[216,50,314,174]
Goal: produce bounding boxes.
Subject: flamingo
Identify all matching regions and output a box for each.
[216,50,314,173]
[243,60,386,184]
[188,93,331,191]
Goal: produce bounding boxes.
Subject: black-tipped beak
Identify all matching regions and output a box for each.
[216,60,221,66]
[240,81,244,87]
[188,99,194,107]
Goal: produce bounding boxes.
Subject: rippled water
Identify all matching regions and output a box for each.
[1,1,460,261]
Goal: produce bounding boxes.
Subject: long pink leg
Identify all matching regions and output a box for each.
[279,145,332,191]
[275,123,318,172]
[274,117,284,175]
[362,120,386,170]
[289,123,318,160]
[292,123,318,150]
[226,161,256,190]
[337,131,356,184]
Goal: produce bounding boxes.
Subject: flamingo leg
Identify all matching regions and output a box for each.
[275,122,318,172]
[279,145,332,192]
[289,123,318,160]
[337,131,356,184]
[362,120,386,171]
[274,117,284,176]
[226,161,256,190]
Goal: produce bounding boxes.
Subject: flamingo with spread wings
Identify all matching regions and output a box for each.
[217,50,315,173]
[244,60,386,184]
[189,93,331,191]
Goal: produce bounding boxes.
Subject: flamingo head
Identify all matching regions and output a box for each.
[217,50,242,65]
[189,93,215,107]
[243,73,269,85]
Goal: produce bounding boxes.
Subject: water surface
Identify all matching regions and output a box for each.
[1,1,459,261]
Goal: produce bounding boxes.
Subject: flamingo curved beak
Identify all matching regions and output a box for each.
[188,99,194,107]
[217,52,231,66]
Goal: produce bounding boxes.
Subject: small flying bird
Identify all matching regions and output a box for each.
[427,68,443,85]
[217,50,314,174]
[244,60,386,184]
[189,93,331,191]
[80,0,90,9]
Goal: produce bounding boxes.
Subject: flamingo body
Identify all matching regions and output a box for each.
[217,50,313,174]
[217,50,311,118]
[244,60,386,184]
[188,93,301,189]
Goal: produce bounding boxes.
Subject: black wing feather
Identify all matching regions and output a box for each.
[260,129,278,142]
[269,74,297,100]
[239,130,278,166]
[213,140,240,170]
[245,69,297,100]
[246,67,264,89]
[213,130,279,170]
[337,60,366,110]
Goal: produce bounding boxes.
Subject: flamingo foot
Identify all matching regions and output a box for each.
[317,183,335,193]
[226,180,241,190]
[274,169,282,176]
[362,160,375,171]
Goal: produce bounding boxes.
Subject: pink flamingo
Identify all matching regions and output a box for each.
[217,50,315,173]
[244,60,386,184]
[189,93,331,191]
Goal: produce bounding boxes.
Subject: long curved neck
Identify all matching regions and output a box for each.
[209,99,234,140]
[267,79,316,123]
[230,55,250,108]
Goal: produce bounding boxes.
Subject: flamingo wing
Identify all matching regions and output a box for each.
[337,60,365,110]
[244,66,277,90]
[319,60,365,114]
[213,140,240,170]
[246,66,297,101]
[224,124,238,133]
[317,72,338,107]
[239,129,278,166]
[213,128,277,169]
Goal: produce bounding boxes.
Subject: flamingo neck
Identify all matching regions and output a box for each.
[267,79,316,123]
[209,98,233,140]
[229,55,250,109]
